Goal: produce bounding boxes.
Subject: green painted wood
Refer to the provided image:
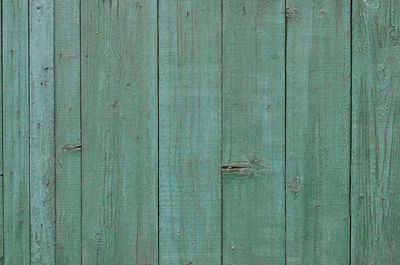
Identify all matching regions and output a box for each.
[222,0,285,264]
[29,0,56,264]
[3,1,400,263]
[351,1,400,264]
[0,1,2,263]
[3,0,30,263]
[286,0,351,264]
[54,0,81,264]
[158,0,221,263]
[81,0,158,264]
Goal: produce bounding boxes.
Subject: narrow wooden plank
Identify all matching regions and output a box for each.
[81,1,158,264]
[351,1,400,264]
[29,0,56,264]
[0,1,3,263]
[286,1,351,264]
[3,0,30,263]
[54,0,81,263]
[222,0,285,264]
[158,0,221,263]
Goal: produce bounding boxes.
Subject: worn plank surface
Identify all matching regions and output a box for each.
[55,0,81,264]
[351,0,400,264]
[3,0,30,264]
[158,0,222,264]
[3,0,400,264]
[81,0,158,264]
[222,0,285,264]
[286,0,351,264]
[0,1,3,263]
[29,0,56,264]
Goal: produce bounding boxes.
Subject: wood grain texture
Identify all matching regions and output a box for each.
[3,0,30,263]
[158,0,221,263]
[0,1,2,263]
[29,0,56,264]
[81,0,158,264]
[3,1,400,263]
[55,0,81,264]
[222,0,285,264]
[286,0,351,264]
[351,0,400,264]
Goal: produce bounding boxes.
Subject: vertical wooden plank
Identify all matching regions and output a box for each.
[158,0,221,264]
[54,0,81,264]
[29,0,56,264]
[286,0,351,264]
[352,1,400,264]
[81,0,158,264]
[222,0,285,264]
[3,0,30,263]
[0,0,3,263]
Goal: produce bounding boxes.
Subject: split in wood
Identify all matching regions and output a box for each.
[221,160,265,176]
[62,143,82,151]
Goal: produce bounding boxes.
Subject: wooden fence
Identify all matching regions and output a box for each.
[1,0,399,264]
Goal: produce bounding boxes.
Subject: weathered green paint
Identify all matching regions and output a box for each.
[0,1,2,263]
[222,0,285,264]
[2,0,400,264]
[3,0,30,264]
[158,0,221,263]
[29,0,56,264]
[81,0,158,264]
[55,0,81,264]
[352,0,400,264]
[286,0,351,264]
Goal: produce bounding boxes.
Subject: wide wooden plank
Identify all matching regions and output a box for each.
[286,1,351,264]
[158,0,222,263]
[351,1,400,264]
[30,0,56,264]
[81,0,158,264]
[3,0,30,263]
[222,0,285,264]
[54,0,81,264]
